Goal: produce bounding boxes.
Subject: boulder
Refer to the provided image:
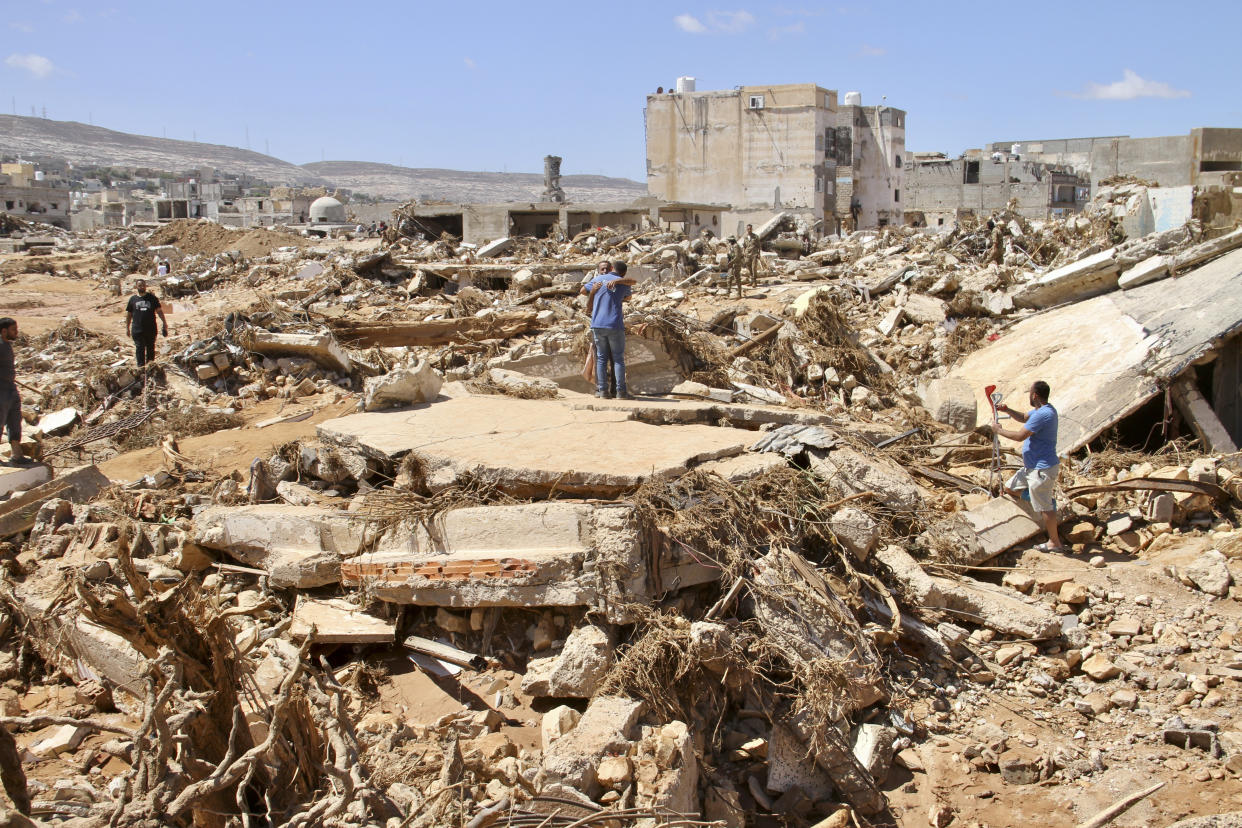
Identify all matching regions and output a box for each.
[362,360,443,411]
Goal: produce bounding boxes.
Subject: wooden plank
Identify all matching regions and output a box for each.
[1172,377,1238,453]
[329,310,540,348]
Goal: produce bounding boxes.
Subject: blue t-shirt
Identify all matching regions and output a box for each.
[584,275,631,329]
[1022,404,1059,469]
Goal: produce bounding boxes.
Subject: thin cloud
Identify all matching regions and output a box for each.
[5,53,55,79]
[768,21,805,38]
[464,57,476,69]
[854,44,885,57]
[674,10,754,34]
[709,10,755,32]
[674,13,708,33]
[8,21,34,33]
[1067,69,1190,100]
[62,9,84,23]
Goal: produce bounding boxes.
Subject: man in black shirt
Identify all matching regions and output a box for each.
[0,318,34,465]
[125,279,168,367]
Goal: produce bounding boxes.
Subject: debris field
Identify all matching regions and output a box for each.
[0,181,1239,828]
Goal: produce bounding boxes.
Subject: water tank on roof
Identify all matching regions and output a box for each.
[843,91,862,106]
[676,76,696,94]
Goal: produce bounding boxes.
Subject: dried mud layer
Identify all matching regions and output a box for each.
[0,196,1237,828]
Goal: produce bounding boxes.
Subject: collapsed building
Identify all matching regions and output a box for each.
[0,167,1239,828]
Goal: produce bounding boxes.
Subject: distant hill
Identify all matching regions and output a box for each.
[0,115,326,184]
[0,114,649,202]
[300,160,647,203]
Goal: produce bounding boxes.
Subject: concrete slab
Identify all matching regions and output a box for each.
[194,505,375,588]
[959,497,1043,563]
[696,452,788,483]
[290,596,395,643]
[318,395,753,497]
[0,465,109,539]
[1012,248,1119,309]
[565,393,833,429]
[0,464,52,498]
[342,501,720,614]
[950,247,1242,455]
[498,335,684,396]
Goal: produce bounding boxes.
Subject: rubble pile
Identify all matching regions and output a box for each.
[0,196,1237,828]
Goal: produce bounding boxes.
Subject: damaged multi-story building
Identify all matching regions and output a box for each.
[0,162,71,229]
[901,149,1088,228]
[644,80,906,236]
[904,127,1242,231]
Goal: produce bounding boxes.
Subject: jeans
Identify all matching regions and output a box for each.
[592,327,626,395]
[133,330,157,367]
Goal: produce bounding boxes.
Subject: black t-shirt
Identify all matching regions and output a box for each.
[126,292,161,335]
[0,339,13,384]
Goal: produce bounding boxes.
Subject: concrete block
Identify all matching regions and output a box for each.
[362,360,443,411]
[193,505,374,588]
[540,695,646,796]
[853,723,898,782]
[930,575,1060,639]
[918,378,978,431]
[809,447,923,512]
[195,363,219,381]
[768,722,835,798]
[520,625,613,698]
[478,237,514,258]
[831,507,879,560]
[902,293,947,325]
[32,724,87,756]
[34,407,79,436]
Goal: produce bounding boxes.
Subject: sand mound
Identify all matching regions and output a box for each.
[148,219,307,259]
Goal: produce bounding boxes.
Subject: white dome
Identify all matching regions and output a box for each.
[309,196,346,223]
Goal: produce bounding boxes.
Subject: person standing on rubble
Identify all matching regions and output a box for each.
[0,319,34,466]
[581,260,635,399]
[125,279,168,369]
[741,224,761,286]
[723,237,745,298]
[996,380,1064,550]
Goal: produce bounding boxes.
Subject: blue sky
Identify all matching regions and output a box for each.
[3,0,1239,181]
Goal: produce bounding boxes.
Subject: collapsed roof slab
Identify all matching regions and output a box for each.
[317,395,754,497]
[950,248,1242,455]
[342,501,720,619]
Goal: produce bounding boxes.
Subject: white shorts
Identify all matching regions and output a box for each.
[1007,465,1059,513]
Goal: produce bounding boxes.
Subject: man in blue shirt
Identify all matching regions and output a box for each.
[996,380,1063,550]
[580,260,635,399]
